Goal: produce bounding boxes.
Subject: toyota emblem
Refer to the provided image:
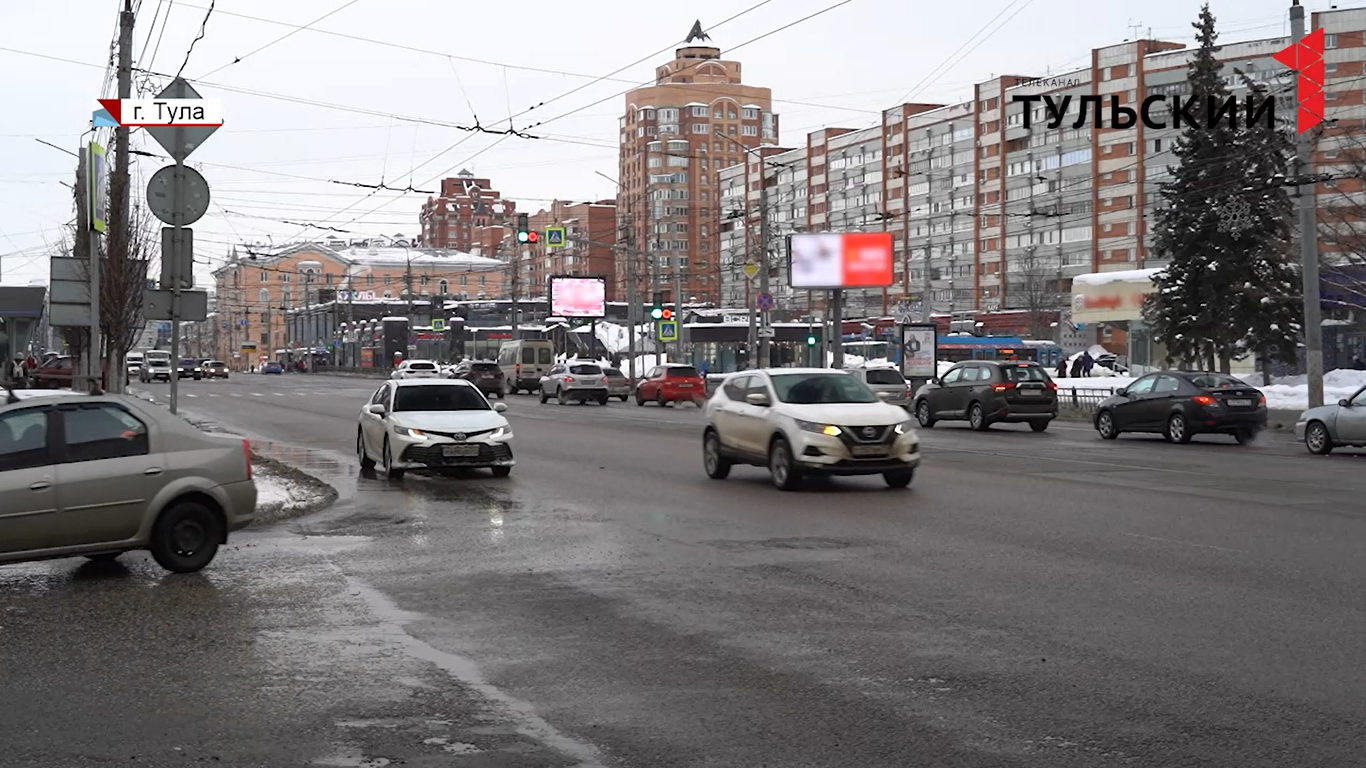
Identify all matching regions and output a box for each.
[862,427,877,439]
[452,433,466,441]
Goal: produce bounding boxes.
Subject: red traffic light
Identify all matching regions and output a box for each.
[526,231,539,244]
[660,308,673,320]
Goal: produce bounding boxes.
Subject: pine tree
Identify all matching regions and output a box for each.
[1144,4,1245,369]
[1221,74,1302,379]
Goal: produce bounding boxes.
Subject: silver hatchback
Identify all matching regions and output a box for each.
[849,366,912,408]
[0,390,256,573]
[539,361,610,405]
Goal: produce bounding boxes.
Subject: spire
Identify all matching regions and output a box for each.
[685,20,710,44]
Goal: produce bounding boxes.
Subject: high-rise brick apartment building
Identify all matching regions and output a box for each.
[720,6,1366,360]
[419,169,517,250]
[618,31,779,307]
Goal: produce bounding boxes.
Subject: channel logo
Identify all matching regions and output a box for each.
[1272,27,1325,133]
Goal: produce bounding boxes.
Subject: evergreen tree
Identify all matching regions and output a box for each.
[1222,74,1302,378]
[1144,4,1245,369]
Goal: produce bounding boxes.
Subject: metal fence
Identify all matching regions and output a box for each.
[1057,387,1119,417]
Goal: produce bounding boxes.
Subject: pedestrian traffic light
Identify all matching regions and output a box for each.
[806,333,817,346]
[516,213,537,244]
[660,308,673,321]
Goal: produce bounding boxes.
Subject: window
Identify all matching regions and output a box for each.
[384,276,392,285]
[770,373,878,404]
[61,404,149,463]
[1326,33,1338,48]
[658,108,678,123]
[940,367,964,384]
[259,271,268,282]
[393,385,489,412]
[1127,376,1158,395]
[1153,375,1182,394]
[865,369,905,385]
[258,289,269,304]
[692,105,708,117]
[691,123,710,134]
[742,107,759,119]
[0,408,49,471]
[438,279,449,294]
[741,125,758,136]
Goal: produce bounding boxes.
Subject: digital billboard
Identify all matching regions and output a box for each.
[787,232,894,290]
[549,275,606,318]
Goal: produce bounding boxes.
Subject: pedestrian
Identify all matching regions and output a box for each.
[1070,355,1084,378]
[699,359,709,376]
[1056,357,1068,379]
[1081,351,1095,376]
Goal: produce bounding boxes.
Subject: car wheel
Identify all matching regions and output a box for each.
[1165,412,1191,444]
[491,466,512,477]
[557,387,568,406]
[883,469,914,488]
[620,395,629,402]
[915,400,935,428]
[1305,421,1333,455]
[1096,410,1119,440]
[382,437,405,479]
[148,500,223,574]
[703,428,731,479]
[969,402,988,431]
[768,436,802,491]
[539,386,549,404]
[1234,428,1257,445]
[598,394,609,405]
[657,392,667,407]
[357,428,375,470]
[636,391,646,406]
[1030,420,1050,433]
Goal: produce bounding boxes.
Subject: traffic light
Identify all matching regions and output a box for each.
[515,213,538,244]
[660,308,673,321]
[806,333,818,346]
[650,292,663,320]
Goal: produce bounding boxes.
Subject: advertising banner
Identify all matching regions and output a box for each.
[900,324,938,379]
[787,232,893,289]
[549,275,606,318]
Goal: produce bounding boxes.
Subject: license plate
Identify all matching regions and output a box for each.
[442,444,480,457]
[678,383,694,388]
[851,445,889,457]
[1227,398,1252,407]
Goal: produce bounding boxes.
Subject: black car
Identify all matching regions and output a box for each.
[177,359,204,380]
[451,360,505,397]
[1093,371,1267,444]
[913,360,1058,432]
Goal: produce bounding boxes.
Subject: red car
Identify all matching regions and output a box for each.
[635,364,706,407]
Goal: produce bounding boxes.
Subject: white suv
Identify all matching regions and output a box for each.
[392,360,441,380]
[702,368,921,490]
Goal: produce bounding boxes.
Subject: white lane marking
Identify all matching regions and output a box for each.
[273,392,286,397]
[230,393,243,397]
[251,392,264,397]
[345,577,608,768]
[208,394,221,398]
[185,393,197,398]
[1122,533,1246,554]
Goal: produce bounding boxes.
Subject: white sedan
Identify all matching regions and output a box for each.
[391,360,442,380]
[357,379,514,478]
[702,368,920,490]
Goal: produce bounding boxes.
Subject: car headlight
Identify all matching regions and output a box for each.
[894,420,914,435]
[488,426,510,440]
[796,419,841,437]
[392,425,425,439]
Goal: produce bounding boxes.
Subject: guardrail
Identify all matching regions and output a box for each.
[1056,387,1119,417]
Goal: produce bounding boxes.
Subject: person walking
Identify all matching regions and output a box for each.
[1055,357,1068,379]
[1070,355,1084,378]
[1081,351,1095,377]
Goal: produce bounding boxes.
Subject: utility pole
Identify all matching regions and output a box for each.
[757,155,773,368]
[624,207,638,381]
[1292,0,1325,408]
[304,273,314,372]
[922,131,934,323]
[106,0,134,393]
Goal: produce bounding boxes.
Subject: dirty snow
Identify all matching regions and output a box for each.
[1053,367,1366,411]
[253,463,329,516]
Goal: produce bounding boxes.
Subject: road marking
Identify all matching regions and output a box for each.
[1123,533,1246,554]
[273,392,286,397]
[185,393,197,398]
[251,393,264,397]
[230,393,242,397]
[208,394,221,398]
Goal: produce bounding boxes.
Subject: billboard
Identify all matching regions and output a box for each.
[900,324,937,379]
[549,275,606,318]
[787,232,893,289]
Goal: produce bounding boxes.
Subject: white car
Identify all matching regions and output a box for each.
[702,368,921,490]
[357,379,514,479]
[391,360,441,380]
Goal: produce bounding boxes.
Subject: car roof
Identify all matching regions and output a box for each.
[3,391,141,408]
[392,377,474,387]
[756,367,849,376]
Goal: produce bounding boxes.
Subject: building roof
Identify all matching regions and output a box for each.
[213,241,504,275]
[1072,268,1163,287]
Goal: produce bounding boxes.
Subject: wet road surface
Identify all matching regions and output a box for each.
[4,371,1365,767]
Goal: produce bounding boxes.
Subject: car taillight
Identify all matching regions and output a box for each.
[1191,395,1215,406]
[515,363,521,377]
[1045,381,1058,391]
[563,376,573,383]
[1257,393,1266,406]
[991,383,1015,392]
[602,377,610,383]
[242,439,253,480]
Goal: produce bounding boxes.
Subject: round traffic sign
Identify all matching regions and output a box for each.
[146,164,211,226]
[756,292,774,311]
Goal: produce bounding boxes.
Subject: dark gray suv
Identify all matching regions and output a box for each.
[913,360,1058,432]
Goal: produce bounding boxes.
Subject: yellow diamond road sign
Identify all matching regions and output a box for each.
[743,263,759,279]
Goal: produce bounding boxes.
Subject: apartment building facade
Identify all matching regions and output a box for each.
[719,7,1366,341]
[618,39,779,306]
[418,169,517,250]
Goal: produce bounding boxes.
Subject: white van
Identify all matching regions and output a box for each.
[497,340,555,395]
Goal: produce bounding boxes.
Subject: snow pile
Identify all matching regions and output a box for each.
[1256,369,1366,411]
[253,461,335,523]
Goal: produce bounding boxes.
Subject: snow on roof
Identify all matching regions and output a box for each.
[1071,267,1163,287]
[337,245,504,270]
[381,316,410,322]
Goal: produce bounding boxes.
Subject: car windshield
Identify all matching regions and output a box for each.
[207,361,224,366]
[180,359,197,366]
[393,385,489,412]
[865,368,905,385]
[409,362,437,370]
[1187,373,1246,389]
[570,365,602,375]
[605,368,623,377]
[770,373,879,404]
[1002,364,1048,383]
[472,363,500,372]
[666,366,700,378]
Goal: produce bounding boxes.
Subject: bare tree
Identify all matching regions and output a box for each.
[1009,247,1065,340]
[100,203,153,391]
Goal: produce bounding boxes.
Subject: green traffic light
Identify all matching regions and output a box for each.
[650,308,664,320]
[806,335,817,346]
[516,231,529,243]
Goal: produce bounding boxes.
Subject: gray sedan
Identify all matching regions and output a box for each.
[0,389,257,572]
[1296,385,1366,454]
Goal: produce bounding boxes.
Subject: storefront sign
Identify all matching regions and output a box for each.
[1070,268,1162,324]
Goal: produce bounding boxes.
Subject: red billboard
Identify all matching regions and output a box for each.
[787,232,894,289]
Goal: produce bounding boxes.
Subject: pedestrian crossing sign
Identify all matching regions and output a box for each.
[657,320,678,342]
[545,226,566,248]
[431,318,446,331]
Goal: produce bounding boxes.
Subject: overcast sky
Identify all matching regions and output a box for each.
[0,0,1327,286]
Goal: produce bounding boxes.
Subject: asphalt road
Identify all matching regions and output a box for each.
[4,371,1365,767]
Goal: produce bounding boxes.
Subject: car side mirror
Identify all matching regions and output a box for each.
[1116,387,1129,397]
[1340,399,1351,408]
[745,392,771,407]
[366,403,386,415]
[493,402,508,413]
[930,377,940,385]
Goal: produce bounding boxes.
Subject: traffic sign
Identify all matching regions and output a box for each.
[431,318,447,331]
[756,292,774,311]
[757,327,776,339]
[160,226,194,289]
[88,141,107,233]
[743,263,759,280]
[657,320,678,342]
[545,226,566,248]
[143,78,220,162]
[147,165,210,226]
